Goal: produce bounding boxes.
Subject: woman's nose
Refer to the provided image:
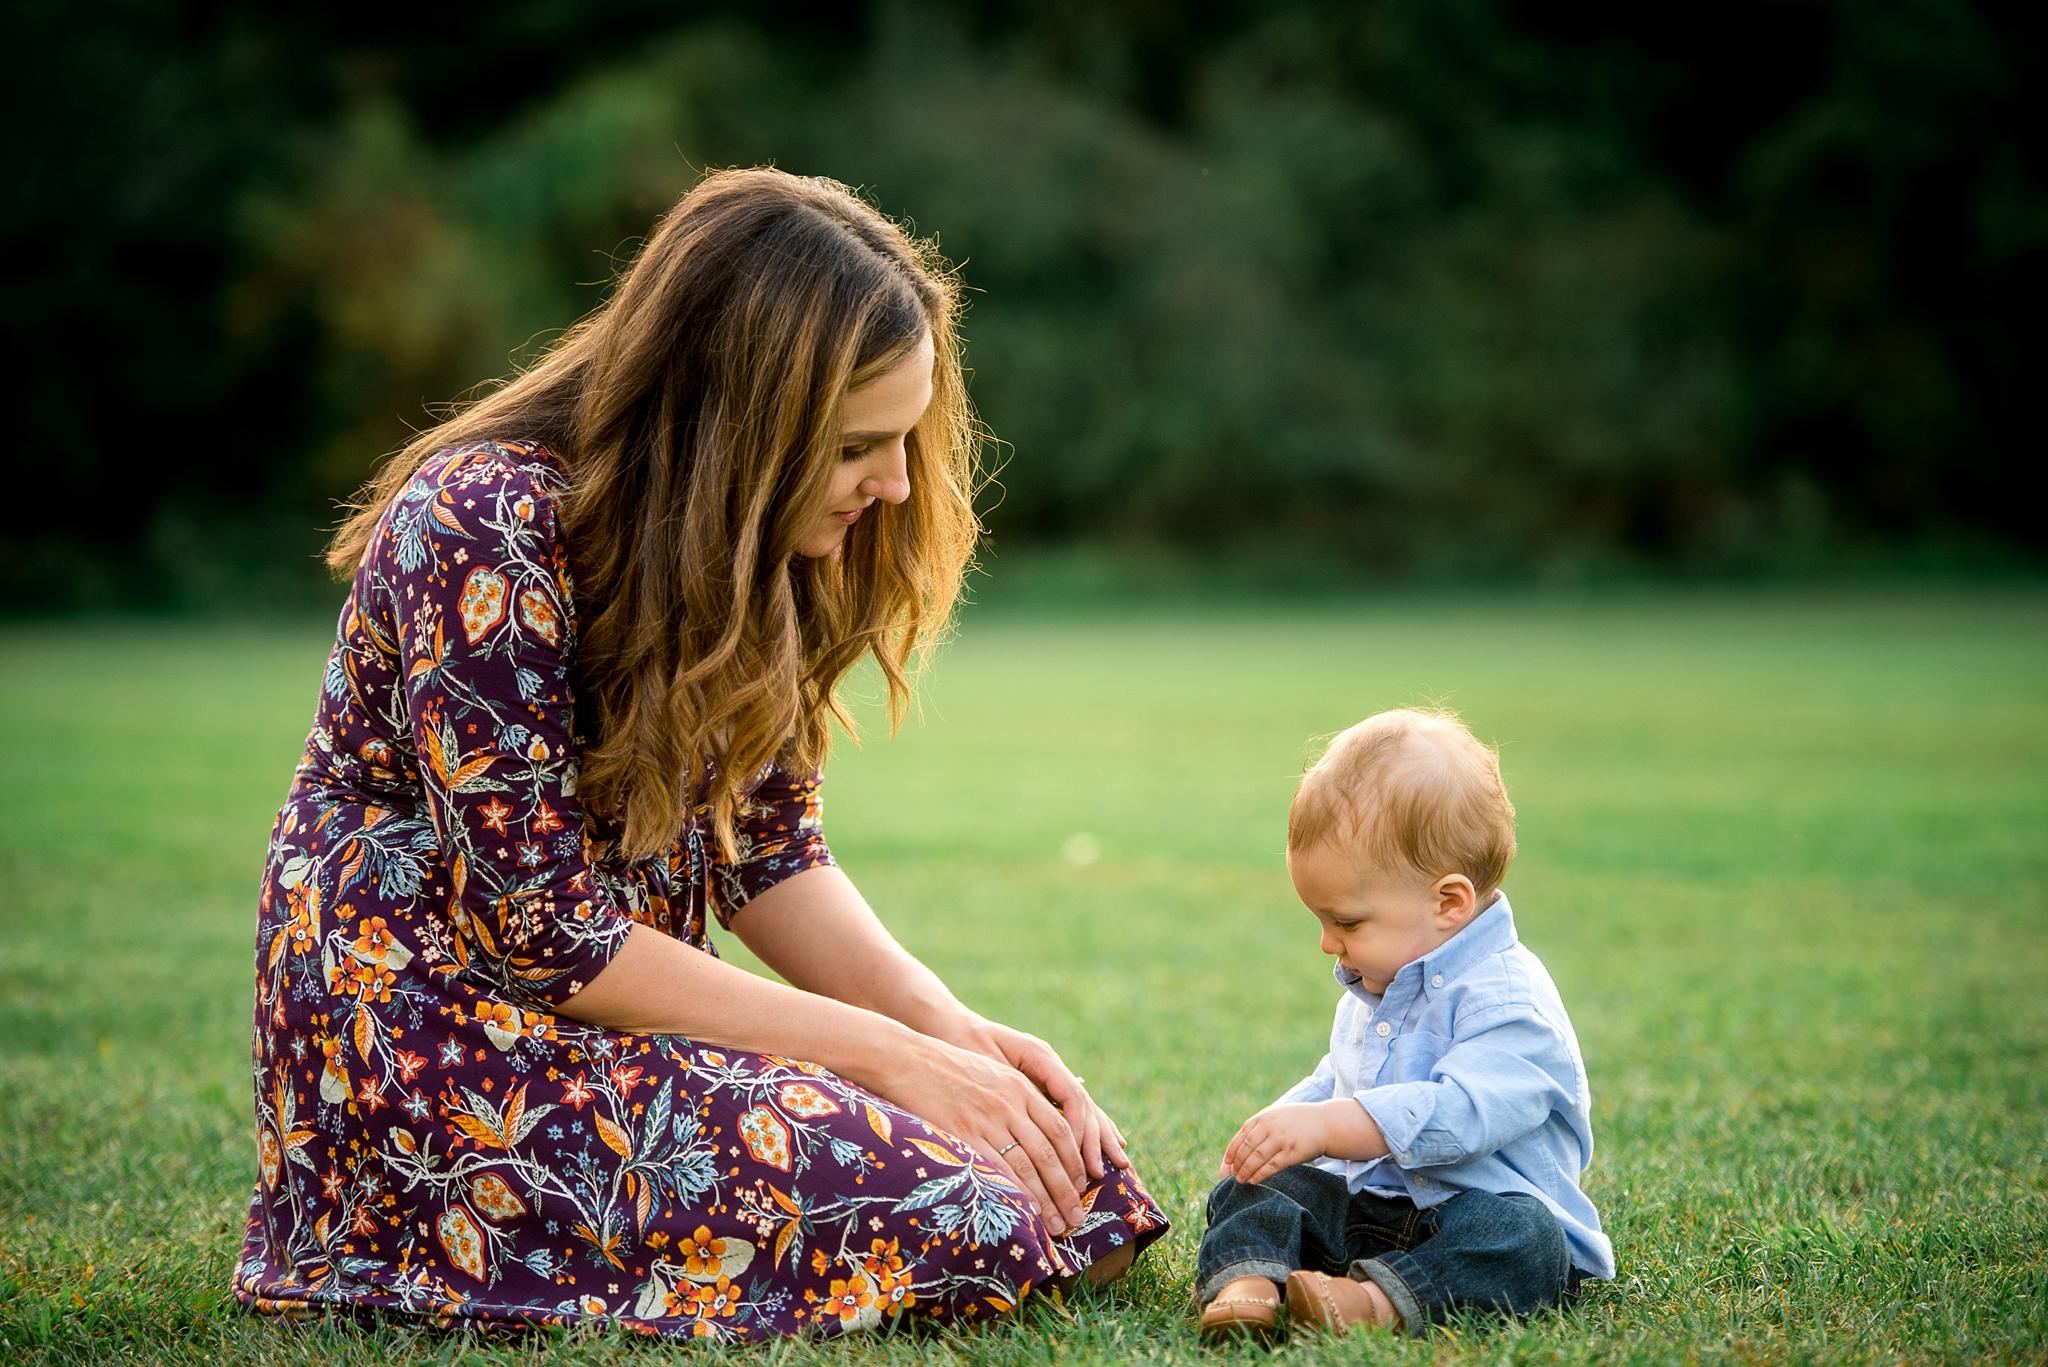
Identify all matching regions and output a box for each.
[859,441,911,505]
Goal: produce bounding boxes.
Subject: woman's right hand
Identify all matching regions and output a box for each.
[876,1034,1089,1236]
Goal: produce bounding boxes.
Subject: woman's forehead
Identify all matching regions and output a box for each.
[842,332,935,435]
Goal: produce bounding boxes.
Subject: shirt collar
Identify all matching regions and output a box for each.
[1331,892,1519,1000]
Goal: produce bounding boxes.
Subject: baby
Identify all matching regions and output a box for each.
[1196,708,1613,1342]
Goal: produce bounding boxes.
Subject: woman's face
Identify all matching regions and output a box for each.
[796,331,934,559]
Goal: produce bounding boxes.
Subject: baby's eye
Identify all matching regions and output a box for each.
[1334,920,1362,932]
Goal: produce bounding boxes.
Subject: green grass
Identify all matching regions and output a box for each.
[3,586,2045,1364]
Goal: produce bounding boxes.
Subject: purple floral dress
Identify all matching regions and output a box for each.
[235,440,1166,1340]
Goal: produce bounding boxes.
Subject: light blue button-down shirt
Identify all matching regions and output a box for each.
[1274,894,1614,1278]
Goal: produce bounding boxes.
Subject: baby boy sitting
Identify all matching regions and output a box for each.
[1197,708,1614,1342]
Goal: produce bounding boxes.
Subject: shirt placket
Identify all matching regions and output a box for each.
[1358,970,1423,1188]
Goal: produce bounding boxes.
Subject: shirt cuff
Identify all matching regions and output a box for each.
[1356,1081,1461,1167]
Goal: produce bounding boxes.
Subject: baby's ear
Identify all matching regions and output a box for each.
[1433,874,1479,926]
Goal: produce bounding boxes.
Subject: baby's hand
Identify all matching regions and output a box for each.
[1218,1103,1330,1185]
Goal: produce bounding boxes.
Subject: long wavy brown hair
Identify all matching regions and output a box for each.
[326,167,986,862]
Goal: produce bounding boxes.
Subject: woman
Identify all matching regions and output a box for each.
[236,168,1166,1341]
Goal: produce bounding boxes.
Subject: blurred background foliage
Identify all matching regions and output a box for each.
[6,0,2043,610]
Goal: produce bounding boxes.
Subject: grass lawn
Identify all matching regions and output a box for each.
[2,586,2045,1364]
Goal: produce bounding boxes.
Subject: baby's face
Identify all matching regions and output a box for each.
[1287,841,1457,995]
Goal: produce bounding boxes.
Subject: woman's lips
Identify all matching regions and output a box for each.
[833,507,864,525]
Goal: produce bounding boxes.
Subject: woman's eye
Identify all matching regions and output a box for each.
[841,443,875,462]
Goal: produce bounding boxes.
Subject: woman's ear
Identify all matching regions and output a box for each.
[1433,874,1478,928]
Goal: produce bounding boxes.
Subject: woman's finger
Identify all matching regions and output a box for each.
[1073,1092,1106,1181]
[1018,1089,1087,1226]
[1023,1084,1086,1189]
[983,1127,1067,1236]
[1099,1108,1130,1170]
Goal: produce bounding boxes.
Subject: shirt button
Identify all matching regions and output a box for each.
[1431,973,1444,988]
[1375,1021,1391,1037]
[1414,1174,1430,1187]
[1400,1152,1415,1164]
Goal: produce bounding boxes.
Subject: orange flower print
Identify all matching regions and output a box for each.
[352,915,396,960]
[533,801,564,835]
[477,1001,525,1050]
[685,1276,739,1320]
[862,1236,906,1278]
[679,1225,727,1280]
[826,1273,873,1324]
[342,959,395,1002]
[874,1268,916,1315]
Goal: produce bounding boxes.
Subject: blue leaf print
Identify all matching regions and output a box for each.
[893,1173,968,1211]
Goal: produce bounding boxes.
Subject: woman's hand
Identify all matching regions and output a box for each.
[953,1016,1131,1183]
[876,1033,1090,1236]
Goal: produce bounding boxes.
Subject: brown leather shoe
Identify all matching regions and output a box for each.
[1198,1279,1283,1344]
[1284,1270,1396,1334]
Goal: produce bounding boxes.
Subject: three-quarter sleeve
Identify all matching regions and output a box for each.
[708,760,835,928]
[384,450,634,1008]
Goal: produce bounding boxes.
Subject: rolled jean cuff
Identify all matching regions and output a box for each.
[1194,1257,1294,1308]
[1353,1253,1434,1337]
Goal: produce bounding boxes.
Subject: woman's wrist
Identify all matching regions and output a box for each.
[912,1001,993,1054]
[836,1013,948,1098]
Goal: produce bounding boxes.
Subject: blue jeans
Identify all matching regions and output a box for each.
[1197,1166,1581,1336]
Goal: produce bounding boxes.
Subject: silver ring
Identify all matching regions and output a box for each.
[998,1141,1021,1156]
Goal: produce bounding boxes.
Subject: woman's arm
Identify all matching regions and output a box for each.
[732,864,1132,1181]
[730,864,974,1041]
[554,921,1091,1235]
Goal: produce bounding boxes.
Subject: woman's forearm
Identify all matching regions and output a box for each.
[731,865,982,1045]
[552,921,925,1093]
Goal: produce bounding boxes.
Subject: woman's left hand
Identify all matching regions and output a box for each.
[955,1016,1131,1183]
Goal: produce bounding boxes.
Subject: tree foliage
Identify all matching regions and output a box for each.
[5,1,2042,606]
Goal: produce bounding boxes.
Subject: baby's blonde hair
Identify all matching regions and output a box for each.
[1288,707,1517,896]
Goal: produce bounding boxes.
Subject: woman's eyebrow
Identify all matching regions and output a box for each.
[840,429,902,443]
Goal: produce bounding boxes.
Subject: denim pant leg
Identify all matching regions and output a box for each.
[1350,1190,1575,1336]
[1194,1166,1355,1305]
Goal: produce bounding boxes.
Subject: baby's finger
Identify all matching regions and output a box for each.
[1245,1139,1288,1184]
[1246,1134,1292,1184]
